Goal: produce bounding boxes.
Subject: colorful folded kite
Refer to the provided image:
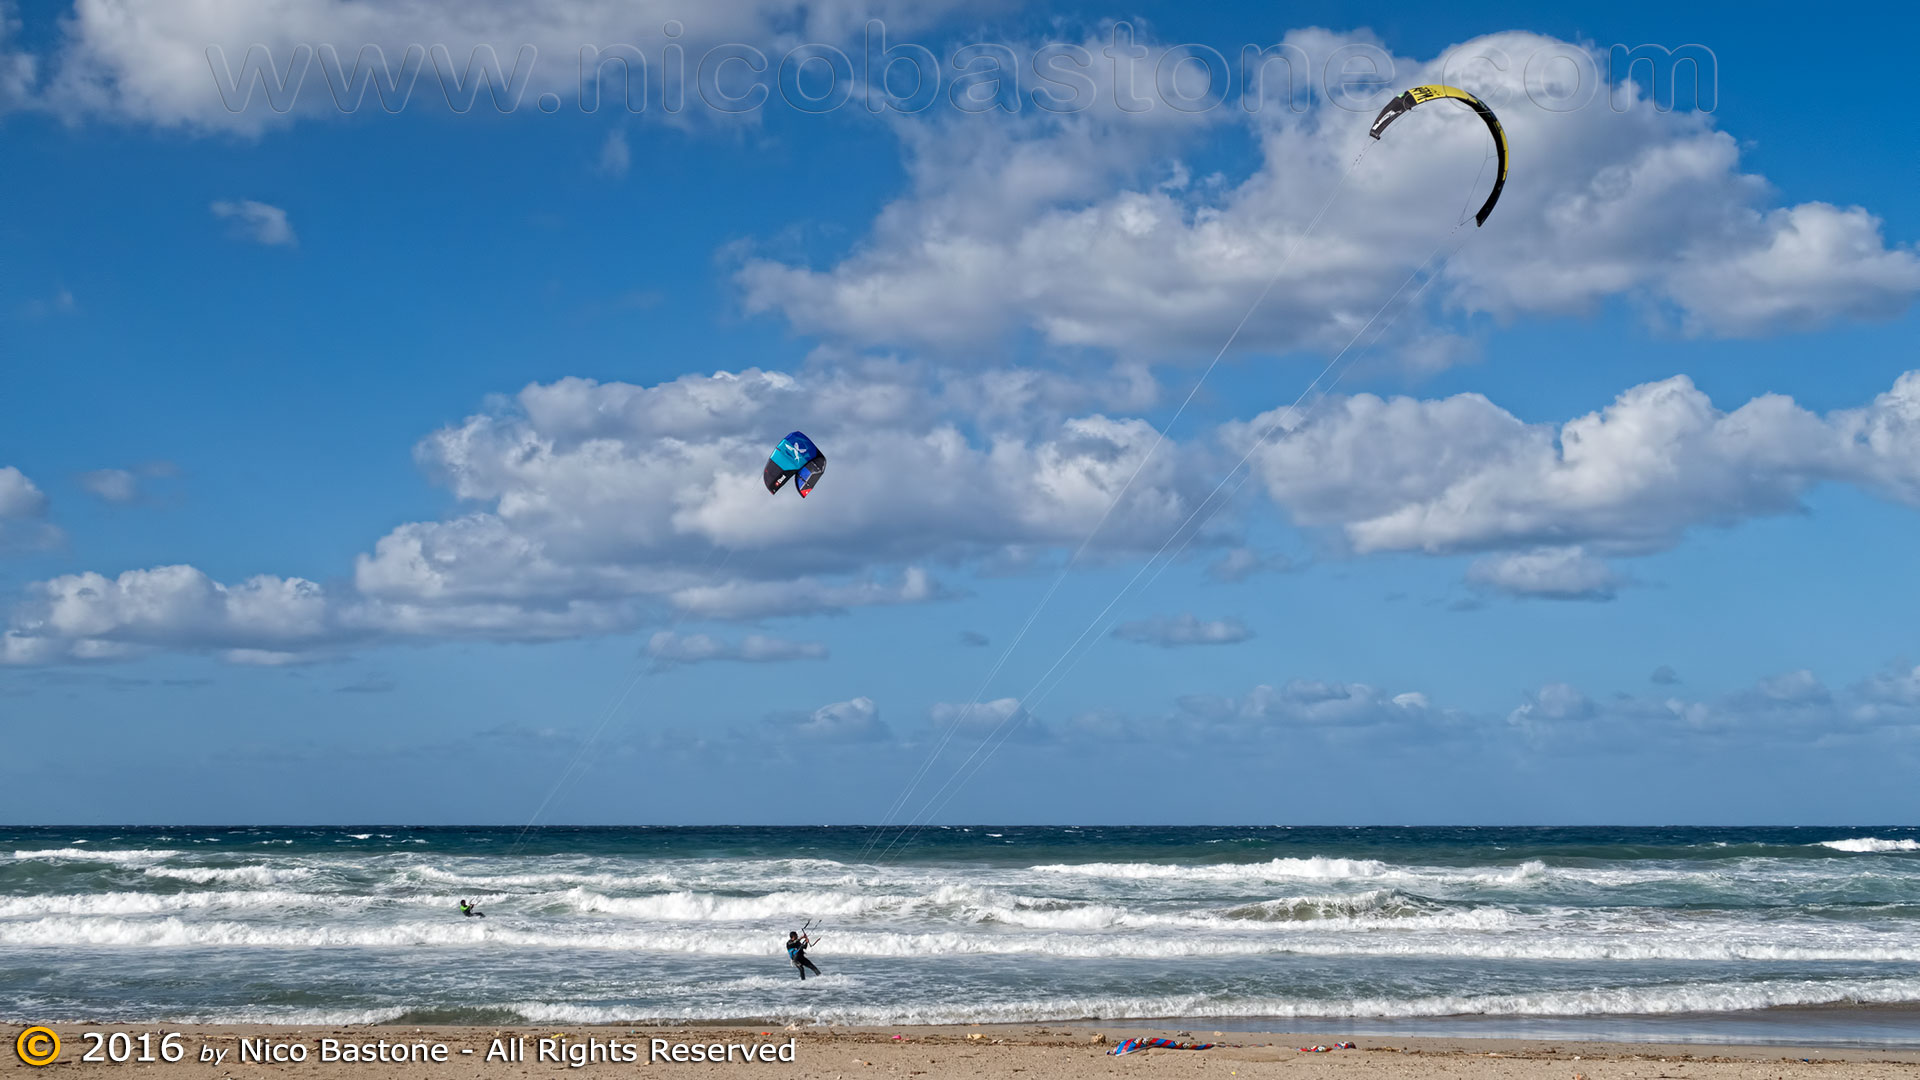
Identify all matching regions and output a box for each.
[1107,1038,1217,1056]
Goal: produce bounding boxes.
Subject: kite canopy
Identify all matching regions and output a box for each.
[1108,1039,1217,1056]
[1368,84,1509,227]
[764,430,826,497]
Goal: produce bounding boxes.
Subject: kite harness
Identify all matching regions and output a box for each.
[786,928,822,980]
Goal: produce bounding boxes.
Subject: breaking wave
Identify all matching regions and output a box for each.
[1818,838,1920,853]
[8,826,1920,1035]
[12,848,184,865]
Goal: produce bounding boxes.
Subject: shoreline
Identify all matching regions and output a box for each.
[1102,1004,1920,1050]
[609,1006,1920,1051]
[23,1006,1919,1051]
[8,1023,1920,1077]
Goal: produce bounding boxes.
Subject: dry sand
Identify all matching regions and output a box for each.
[7,1024,1919,1079]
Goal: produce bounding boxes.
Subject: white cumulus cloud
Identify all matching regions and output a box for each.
[1467,546,1622,600]
[928,697,1046,742]
[739,30,1917,360]
[0,466,48,519]
[31,0,980,133]
[645,631,828,668]
[598,128,630,177]
[12,360,1920,661]
[1239,370,1920,583]
[78,468,140,504]
[211,199,296,246]
[1112,613,1253,647]
[0,465,60,550]
[769,695,890,742]
[2,565,335,664]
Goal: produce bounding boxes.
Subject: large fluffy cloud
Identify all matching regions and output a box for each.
[740,30,1918,357]
[1,361,1210,661]
[9,362,1920,661]
[351,363,1205,627]
[1239,368,1920,592]
[4,565,334,664]
[23,0,983,132]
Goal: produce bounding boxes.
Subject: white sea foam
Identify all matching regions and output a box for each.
[406,866,686,892]
[560,888,893,922]
[1818,838,1920,853]
[715,974,863,992]
[1031,857,1394,881]
[166,1007,411,1026]
[9,913,1914,964]
[45,976,1920,1030]
[11,833,1920,1030]
[1028,857,1550,888]
[440,975,1920,1027]
[1216,889,1433,922]
[143,866,314,886]
[0,889,334,918]
[12,848,183,864]
[504,882,1495,934]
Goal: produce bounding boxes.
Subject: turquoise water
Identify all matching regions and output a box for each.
[3,826,1918,1044]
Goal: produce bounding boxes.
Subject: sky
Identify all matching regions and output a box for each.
[2,0,1918,826]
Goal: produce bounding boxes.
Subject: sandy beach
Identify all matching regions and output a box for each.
[9,1024,1920,1079]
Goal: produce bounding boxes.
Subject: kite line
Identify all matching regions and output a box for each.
[857,139,1379,862]
[509,545,735,855]
[875,224,1478,858]
[868,86,1509,854]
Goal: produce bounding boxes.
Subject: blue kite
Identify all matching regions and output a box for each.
[763,431,826,498]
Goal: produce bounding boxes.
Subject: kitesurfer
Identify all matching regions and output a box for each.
[459,899,485,918]
[787,931,821,979]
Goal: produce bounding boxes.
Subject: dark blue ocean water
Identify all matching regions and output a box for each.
[4,826,1918,1044]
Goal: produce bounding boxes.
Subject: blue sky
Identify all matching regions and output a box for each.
[3,0,1918,826]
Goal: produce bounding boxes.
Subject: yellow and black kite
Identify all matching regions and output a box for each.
[1368,85,1509,227]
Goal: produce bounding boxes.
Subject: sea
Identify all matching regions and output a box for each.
[4,826,1919,1046]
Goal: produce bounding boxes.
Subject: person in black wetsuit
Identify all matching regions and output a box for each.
[786,931,820,979]
[459,899,485,918]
